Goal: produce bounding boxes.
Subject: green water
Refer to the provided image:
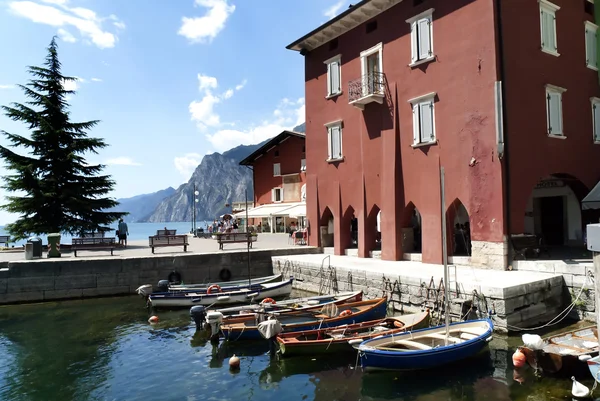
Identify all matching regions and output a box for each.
[0,295,594,401]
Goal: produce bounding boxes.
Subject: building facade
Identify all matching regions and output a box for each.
[237,131,307,233]
[287,0,600,269]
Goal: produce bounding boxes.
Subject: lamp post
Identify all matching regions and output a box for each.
[193,186,199,237]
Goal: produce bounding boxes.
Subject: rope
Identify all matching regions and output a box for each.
[499,270,593,332]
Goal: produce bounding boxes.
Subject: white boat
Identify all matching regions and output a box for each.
[148,277,294,308]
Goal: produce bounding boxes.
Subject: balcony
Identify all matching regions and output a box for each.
[348,72,386,110]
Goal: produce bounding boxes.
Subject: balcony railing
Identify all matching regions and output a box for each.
[348,72,386,109]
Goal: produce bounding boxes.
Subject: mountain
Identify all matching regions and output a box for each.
[111,187,176,223]
[140,123,306,223]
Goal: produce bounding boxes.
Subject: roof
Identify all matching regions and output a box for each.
[239,130,305,166]
[286,0,403,52]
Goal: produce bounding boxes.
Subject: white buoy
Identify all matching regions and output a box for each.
[571,376,590,398]
[229,354,240,370]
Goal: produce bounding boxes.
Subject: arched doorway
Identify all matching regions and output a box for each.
[446,199,471,256]
[319,207,334,247]
[402,202,422,254]
[343,206,358,249]
[525,174,587,248]
[369,205,381,252]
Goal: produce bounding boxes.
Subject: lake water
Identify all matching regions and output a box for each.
[0,222,212,246]
[0,294,589,401]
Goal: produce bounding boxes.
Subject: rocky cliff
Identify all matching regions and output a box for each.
[111,187,176,223]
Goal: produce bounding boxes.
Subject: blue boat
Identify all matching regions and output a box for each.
[358,319,494,371]
[587,355,600,383]
[217,297,388,341]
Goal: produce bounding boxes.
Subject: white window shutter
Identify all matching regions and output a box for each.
[548,92,562,135]
[587,28,598,68]
[419,101,434,142]
[412,105,420,144]
[330,61,340,94]
[418,18,432,60]
[594,103,600,141]
[327,128,333,159]
[280,188,284,202]
[331,126,341,158]
[411,21,418,62]
[271,188,275,202]
[543,11,556,51]
[327,63,332,95]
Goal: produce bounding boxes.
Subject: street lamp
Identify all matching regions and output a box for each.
[193,188,199,236]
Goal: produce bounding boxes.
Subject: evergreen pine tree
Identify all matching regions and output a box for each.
[0,38,126,240]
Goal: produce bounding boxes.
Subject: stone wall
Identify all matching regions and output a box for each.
[0,247,320,305]
[470,240,508,270]
[513,259,594,321]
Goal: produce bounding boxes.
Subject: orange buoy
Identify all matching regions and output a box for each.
[512,348,527,368]
[148,315,159,324]
[393,320,404,329]
[261,298,276,305]
[229,354,240,370]
[339,309,352,318]
[207,284,222,294]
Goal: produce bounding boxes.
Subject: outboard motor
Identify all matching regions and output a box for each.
[157,280,170,293]
[205,311,224,342]
[190,306,207,330]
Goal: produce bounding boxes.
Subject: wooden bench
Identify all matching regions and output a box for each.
[214,233,257,250]
[72,236,116,256]
[149,235,188,253]
[0,235,10,247]
[156,229,177,236]
[511,234,541,260]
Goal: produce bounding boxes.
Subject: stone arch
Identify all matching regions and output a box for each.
[522,174,590,248]
[368,204,381,251]
[446,198,471,256]
[343,205,357,249]
[402,201,423,253]
[319,206,334,247]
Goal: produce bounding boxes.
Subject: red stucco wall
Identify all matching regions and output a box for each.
[303,0,503,263]
[499,0,600,233]
[252,136,306,205]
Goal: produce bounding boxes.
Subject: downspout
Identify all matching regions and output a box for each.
[494,0,512,269]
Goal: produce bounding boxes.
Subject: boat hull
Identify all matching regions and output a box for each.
[358,319,493,371]
[222,298,388,341]
[148,278,293,308]
[587,355,600,383]
[166,274,283,292]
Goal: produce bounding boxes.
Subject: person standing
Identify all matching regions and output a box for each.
[118,218,129,247]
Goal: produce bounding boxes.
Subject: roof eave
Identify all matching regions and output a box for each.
[239,131,306,166]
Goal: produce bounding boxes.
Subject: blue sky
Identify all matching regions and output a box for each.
[0,0,353,224]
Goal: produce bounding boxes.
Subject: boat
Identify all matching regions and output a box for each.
[214,297,389,341]
[357,319,494,371]
[214,290,363,316]
[520,326,599,376]
[276,310,430,357]
[136,273,284,297]
[587,354,600,383]
[356,166,494,371]
[148,277,294,308]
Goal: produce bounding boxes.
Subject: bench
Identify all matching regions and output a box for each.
[213,233,257,250]
[72,236,116,256]
[149,235,189,253]
[156,229,177,236]
[511,234,542,260]
[0,235,10,247]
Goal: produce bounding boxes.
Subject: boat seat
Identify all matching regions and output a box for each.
[426,333,463,343]
[393,339,432,350]
[459,332,478,340]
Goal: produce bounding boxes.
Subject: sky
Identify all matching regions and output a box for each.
[0,0,354,225]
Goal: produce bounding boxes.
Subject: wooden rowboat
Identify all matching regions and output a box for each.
[276,310,430,357]
[520,326,599,376]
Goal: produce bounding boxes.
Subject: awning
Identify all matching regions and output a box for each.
[274,203,306,218]
[583,181,600,210]
[234,202,305,218]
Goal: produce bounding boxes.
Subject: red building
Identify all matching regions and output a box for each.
[237,130,307,233]
[287,0,600,269]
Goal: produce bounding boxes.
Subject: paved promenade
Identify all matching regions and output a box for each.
[0,233,297,262]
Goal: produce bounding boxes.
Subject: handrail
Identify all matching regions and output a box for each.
[348,72,386,103]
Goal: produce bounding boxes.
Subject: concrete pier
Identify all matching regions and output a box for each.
[272,253,566,333]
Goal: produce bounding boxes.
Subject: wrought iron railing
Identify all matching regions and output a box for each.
[348,72,386,103]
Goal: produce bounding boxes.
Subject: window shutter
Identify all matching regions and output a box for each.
[587,27,598,69]
[548,92,562,135]
[594,103,600,142]
[331,126,341,158]
[327,127,333,159]
[411,21,418,63]
[542,11,556,51]
[271,188,275,202]
[412,105,420,144]
[327,63,332,95]
[418,18,432,60]
[419,101,434,142]
[279,188,284,202]
[330,61,340,94]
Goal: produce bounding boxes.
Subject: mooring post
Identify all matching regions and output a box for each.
[586,224,600,332]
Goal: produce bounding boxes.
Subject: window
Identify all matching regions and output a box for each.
[271,188,283,203]
[591,97,600,143]
[300,158,306,171]
[406,9,434,66]
[366,20,378,34]
[539,0,560,56]
[408,92,436,146]
[586,21,598,70]
[360,43,384,96]
[324,55,342,97]
[325,121,343,161]
[274,150,280,157]
[273,163,281,176]
[545,84,566,137]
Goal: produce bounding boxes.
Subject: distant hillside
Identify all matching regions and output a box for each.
[111,187,176,223]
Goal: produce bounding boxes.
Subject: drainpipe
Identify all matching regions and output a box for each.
[494,0,513,269]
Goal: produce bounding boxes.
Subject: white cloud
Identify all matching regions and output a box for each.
[223,89,234,99]
[205,98,305,152]
[57,27,76,42]
[0,85,14,90]
[178,0,235,44]
[197,74,218,91]
[105,157,142,166]
[174,153,202,179]
[61,76,84,91]
[324,0,347,19]
[189,73,242,130]
[235,79,247,91]
[8,1,124,48]
[91,77,102,82]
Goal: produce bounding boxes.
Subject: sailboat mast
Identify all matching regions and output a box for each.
[440,166,450,344]
[246,189,251,287]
